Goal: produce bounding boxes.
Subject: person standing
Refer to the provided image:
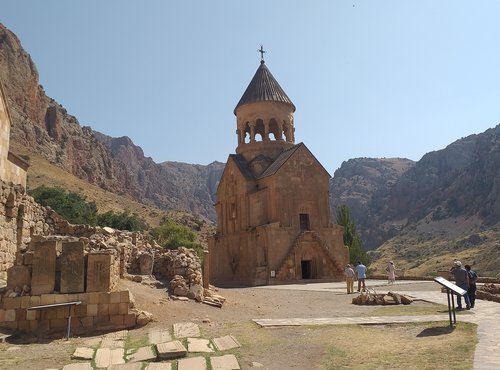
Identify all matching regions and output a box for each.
[450,261,471,310]
[344,264,356,294]
[465,264,478,308]
[386,261,397,284]
[355,261,367,292]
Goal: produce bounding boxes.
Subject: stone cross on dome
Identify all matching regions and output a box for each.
[258,45,266,63]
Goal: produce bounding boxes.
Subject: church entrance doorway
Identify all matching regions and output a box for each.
[301,260,312,279]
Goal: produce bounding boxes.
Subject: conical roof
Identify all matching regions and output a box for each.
[234,61,295,114]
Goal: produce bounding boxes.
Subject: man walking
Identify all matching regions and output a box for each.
[355,261,367,292]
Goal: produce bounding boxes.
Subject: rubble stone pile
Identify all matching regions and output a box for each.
[352,290,413,305]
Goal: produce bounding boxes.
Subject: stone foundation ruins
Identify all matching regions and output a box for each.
[0,178,205,335]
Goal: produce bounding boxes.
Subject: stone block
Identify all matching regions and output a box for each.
[2,297,20,309]
[15,308,26,321]
[54,294,68,304]
[78,293,89,303]
[146,363,172,370]
[86,253,112,292]
[50,318,67,331]
[93,315,111,326]
[108,363,143,370]
[187,337,213,353]
[40,294,56,305]
[98,303,109,316]
[31,240,57,295]
[109,314,124,327]
[87,304,98,316]
[124,314,136,328]
[87,292,99,304]
[26,309,38,321]
[6,265,30,290]
[71,347,95,360]
[4,309,15,322]
[80,317,94,328]
[118,302,128,315]
[62,363,92,370]
[74,304,87,318]
[29,296,41,306]
[60,241,85,293]
[45,309,57,320]
[20,296,30,309]
[109,303,119,315]
[120,290,130,303]
[210,354,240,370]
[29,319,38,331]
[95,348,125,368]
[127,345,157,363]
[156,340,187,359]
[0,309,4,321]
[0,321,18,330]
[17,320,29,332]
[177,356,206,370]
[56,306,69,319]
[99,292,110,304]
[148,330,171,345]
[110,291,121,303]
[212,335,241,351]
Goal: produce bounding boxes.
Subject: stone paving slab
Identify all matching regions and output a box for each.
[83,337,102,347]
[156,340,187,359]
[71,347,95,360]
[62,363,92,370]
[210,354,240,370]
[95,348,125,368]
[187,337,213,353]
[213,335,241,351]
[126,345,157,363]
[100,337,125,349]
[148,330,172,344]
[173,322,200,338]
[253,314,451,327]
[177,356,206,370]
[146,363,173,370]
[108,363,144,370]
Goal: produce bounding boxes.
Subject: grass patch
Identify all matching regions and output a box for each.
[124,334,150,353]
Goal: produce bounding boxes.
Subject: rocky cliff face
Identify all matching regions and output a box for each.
[330,125,500,250]
[0,23,223,221]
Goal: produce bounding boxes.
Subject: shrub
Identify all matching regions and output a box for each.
[151,221,204,261]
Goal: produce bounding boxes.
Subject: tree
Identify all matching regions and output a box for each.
[336,204,369,265]
[96,210,146,231]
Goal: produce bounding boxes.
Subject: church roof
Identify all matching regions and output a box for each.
[234,61,296,114]
[228,154,255,180]
[259,142,331,179]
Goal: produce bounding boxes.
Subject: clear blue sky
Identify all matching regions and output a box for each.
[2,1,499,173]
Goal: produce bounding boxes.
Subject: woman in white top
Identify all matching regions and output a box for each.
[387,261,396,284]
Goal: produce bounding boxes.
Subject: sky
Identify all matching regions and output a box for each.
[1,1,499,174]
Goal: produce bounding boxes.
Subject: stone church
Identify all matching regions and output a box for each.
[208,55,348,286]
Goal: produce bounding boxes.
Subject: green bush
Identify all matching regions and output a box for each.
[29,185,97,225]
[96,210,147,231]
[151,221,204,261]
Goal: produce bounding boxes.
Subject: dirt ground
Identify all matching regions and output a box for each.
[0,280,475,370]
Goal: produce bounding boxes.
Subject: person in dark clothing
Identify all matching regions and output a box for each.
[450,260,471,309]
[465,264,478,308]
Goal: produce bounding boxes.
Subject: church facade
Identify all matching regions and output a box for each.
[208,57,348,286]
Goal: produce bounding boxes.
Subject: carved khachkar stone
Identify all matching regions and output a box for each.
[31,240,58,295]
[60,241,85,293]
[86,253,113,292]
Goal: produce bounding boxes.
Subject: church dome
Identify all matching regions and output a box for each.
[234,61,296,115]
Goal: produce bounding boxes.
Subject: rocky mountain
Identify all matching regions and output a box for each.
[330,125,500,252]
[0,23,224,221]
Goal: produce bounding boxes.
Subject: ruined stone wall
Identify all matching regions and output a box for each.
[0,180,54,276]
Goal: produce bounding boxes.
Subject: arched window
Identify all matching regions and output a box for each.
[269,118,281,140]
[254,119,265,141]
